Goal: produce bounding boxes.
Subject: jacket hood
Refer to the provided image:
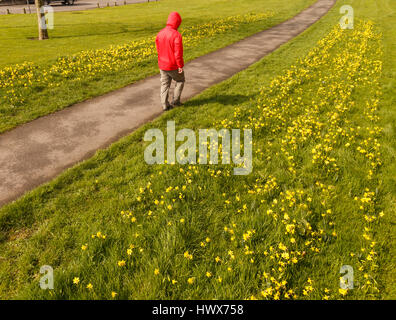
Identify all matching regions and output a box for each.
[166,12,182,30]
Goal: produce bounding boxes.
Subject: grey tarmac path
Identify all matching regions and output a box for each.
[0,0,336,207]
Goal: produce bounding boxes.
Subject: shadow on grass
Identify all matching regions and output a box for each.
[183,93,255,108]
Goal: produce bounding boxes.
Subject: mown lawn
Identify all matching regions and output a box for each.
[0,0,394,299]
[0,0,315,133]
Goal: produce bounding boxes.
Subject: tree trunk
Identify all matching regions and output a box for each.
[35,0,49,40]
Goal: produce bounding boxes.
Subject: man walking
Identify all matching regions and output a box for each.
[156,12,185,111]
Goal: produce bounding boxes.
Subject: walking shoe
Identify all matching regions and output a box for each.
[171,101,183,107]
[163,105,173,111]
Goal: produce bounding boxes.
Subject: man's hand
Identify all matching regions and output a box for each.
[178,68,183,74]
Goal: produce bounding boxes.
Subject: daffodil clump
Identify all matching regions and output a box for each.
[0,12,273,107]
[68,21,386,300]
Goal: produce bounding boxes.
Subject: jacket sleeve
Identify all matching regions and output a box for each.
[174,33,184,69]
[155,35,159,53]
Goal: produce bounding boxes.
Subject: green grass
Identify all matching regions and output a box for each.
[0,0,315,133]
[0,0,395,300]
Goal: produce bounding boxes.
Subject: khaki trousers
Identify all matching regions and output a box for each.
[160,69,185,108]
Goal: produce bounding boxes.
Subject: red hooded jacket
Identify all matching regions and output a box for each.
[155,12,184,71]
